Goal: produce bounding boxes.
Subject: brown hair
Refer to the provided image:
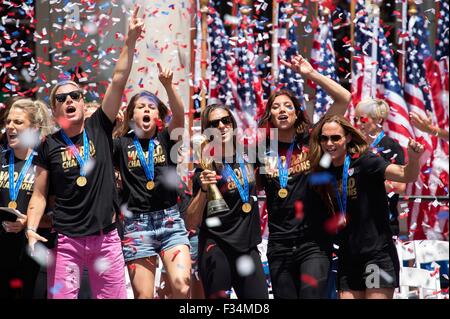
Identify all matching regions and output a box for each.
[258,89,310,140]
[49,80,82,110]
[308,115,369,172]
[118,91,169,137]
[200,103,237,132]
[308,115,369,217]
[7,99,53,139]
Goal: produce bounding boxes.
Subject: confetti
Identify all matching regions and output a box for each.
[205,217,221,228]
[300,274,318,288]
[236,255,255,277]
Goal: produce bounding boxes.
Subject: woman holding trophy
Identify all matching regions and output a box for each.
[185,104,268,299]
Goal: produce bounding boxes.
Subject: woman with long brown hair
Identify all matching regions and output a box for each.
[185,103,268,299]
[256,54,351,299]
[308,115,424,299]
[112,63,191,299]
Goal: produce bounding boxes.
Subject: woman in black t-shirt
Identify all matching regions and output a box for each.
[308,115,425,299]
[256,54,351,299]
[0,99,52,299]
[113,64,191,299]
[185,104,268,299]
[355,98,406,236]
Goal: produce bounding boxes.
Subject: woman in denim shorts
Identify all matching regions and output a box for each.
[113,65,190,298]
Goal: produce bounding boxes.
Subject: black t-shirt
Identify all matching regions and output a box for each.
[113,128,178,213]
[328,152,392,256]
[257,134,330,242]
[193,160,262,252]
[0,149,37,266]
[33,108,119,237]
[373,135,405,235]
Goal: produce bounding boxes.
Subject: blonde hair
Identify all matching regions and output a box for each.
[8,99,53,139]
[49,80,82,110]
[356,98,390,122]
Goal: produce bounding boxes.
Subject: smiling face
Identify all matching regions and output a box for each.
[52,83,85,127]
[270,94,297,131]
[5,107,35,150]
[132,96,160,137]
[208,108,234,146]
[320,121,351,166]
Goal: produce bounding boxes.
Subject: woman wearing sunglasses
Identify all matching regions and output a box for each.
[112,63,191,299]
[1,99,52,299]
[185,104,268,299]
[256,54,351,299]
[25,7,145,299]
[308,115,424,299]
[355,98,406,237]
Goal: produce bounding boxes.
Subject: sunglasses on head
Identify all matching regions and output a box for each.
[319,134,344,143]
[55,91,83,103]
[209,116,233,128]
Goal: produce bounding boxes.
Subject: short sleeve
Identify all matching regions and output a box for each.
[361,153,390,179]
[158,128,177,165]
[32,139,50,170]
[88,108,114,135]
[389,141,405,165]
[112,138,121,167]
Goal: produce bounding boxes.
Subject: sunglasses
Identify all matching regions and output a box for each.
[319,134,344,143]
[55,91,83,103]
[209,116,233,128]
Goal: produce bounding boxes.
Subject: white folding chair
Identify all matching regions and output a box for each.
[395,240,449,299]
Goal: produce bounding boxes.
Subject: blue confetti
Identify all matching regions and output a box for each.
[308,172,335,185]
[437,210,449,220]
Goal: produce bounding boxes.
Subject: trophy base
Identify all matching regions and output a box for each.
[207,199,229,217]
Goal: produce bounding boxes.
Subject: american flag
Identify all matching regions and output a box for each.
[310,14,337,124]
[435,0,449,130]
[206,5,238,109]
[351,1,415,149]
[277,2,305,109]
[233,14,264,131]
[406,13,448,241]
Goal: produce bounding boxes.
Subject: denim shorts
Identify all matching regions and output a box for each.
[122,206,190,263]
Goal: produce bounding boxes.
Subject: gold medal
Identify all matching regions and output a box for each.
[242,202,252,213]
[8,201,17,209]
[76,176,87,187]
[278,188,288,198]
[146,180,155,190]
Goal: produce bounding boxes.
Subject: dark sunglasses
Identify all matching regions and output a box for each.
[319,134,344,143]
[209,116,233,128]
[55,91,83,103]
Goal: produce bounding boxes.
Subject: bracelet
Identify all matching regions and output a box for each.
[25,227,37,233]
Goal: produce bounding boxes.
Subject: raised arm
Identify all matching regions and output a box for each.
[157,63,185,134]
[409,111,449,141]
[281,54,351,117]
[102,6,145,123]
[26,167,50,249]
[384,138,425,183]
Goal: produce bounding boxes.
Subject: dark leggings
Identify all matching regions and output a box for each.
[198,237,269,299]
[267,239,331,299]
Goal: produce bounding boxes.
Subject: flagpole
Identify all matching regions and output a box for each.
[370,1,380,98]
[200,0,209,111]
[271,0,280,84]
[399,0,408,86]
[350,0,356,77]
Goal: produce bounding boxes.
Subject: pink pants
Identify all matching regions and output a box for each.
[47,229,127,299]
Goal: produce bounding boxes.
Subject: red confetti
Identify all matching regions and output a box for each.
[206,244,216,252]
[9,278,23,289]
[324,214,346,234]
[294,200,304,220]
[171,249,181,262]
[300,274,318,288]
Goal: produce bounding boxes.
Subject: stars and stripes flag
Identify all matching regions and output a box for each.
[351,1,415,149]
[405,13,448,240]
[310,13,337,124]
[435,0,449,132]
[277,2,305,109]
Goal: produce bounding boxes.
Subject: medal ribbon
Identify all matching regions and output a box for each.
[370,131,385,148]
[277,142,295,189]
[9,149,35,202]
[133,134,155,182]
[224,161,249,204]
[333,154,350,217]
[61,129,89,176]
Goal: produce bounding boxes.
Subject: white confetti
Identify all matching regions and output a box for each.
[236,255,255,277]
[27,242,54,268]
[120,204,133,218]
[18,128,40,149]
[205,217,221,228]
[319,152,332,168]
[94,257,110,275]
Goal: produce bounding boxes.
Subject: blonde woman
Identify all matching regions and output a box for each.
[1,99,52,299]
[355,98,406,236]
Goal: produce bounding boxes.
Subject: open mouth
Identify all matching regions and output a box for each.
[7,133,17,141]
[326,148,337,155]
[66,106,77,114]
[143,115,151,124]
[278,115,289,121]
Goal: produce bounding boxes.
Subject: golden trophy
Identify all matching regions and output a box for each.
[194,135,230,217]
